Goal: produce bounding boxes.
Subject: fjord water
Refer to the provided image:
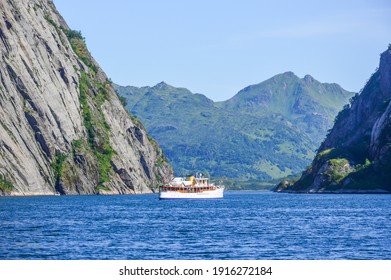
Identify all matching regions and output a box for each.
[1,192,390,260]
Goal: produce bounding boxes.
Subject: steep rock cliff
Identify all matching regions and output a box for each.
[0,0,172,195]
[275,47,391,193]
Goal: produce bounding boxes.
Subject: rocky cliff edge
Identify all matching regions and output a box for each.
[275,46,391,193]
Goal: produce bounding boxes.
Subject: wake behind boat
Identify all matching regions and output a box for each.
[159,174,224,200]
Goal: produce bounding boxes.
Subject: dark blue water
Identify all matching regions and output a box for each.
[1,192,390,259]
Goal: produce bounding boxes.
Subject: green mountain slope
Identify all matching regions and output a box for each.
[115,72,354,180]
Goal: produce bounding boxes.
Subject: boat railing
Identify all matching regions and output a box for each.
[160,184,219,193]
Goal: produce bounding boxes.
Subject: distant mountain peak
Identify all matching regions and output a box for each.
[274,71,299,82]
[152,81,174,90]
[282,71,296,77]
[303,74,315,83]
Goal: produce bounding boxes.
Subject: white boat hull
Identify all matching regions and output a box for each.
[159,187,224,200]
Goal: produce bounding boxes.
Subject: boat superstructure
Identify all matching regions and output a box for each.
[159,174,224,200]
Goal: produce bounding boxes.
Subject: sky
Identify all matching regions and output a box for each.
[53,0,390,101]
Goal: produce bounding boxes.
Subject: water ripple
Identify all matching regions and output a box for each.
[0,192,390,259]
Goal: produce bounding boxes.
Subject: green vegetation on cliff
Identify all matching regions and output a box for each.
[51,152,67,185]
[45,20,117,191]
[0,174,13,192]
[79,72,115,187]
[70,31,116,189]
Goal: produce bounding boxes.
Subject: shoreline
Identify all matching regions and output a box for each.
[2,188,391,197]
[275,189,391,194]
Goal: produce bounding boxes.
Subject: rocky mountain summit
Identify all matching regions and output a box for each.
[116,72,353,181]
[0,0,172,195]
[275,46,391,193]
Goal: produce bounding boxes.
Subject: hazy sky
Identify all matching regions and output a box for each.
[53,0,390,101]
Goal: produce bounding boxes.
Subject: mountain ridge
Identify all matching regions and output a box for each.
[115,72,354,180]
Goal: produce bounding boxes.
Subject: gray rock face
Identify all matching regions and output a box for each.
[319,61,388,152]
[370,50,391,165]
[0,0,172,195]
[320,48,391,175]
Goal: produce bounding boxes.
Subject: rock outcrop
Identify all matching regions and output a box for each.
[275,46,391,193]
[0,0,172,195]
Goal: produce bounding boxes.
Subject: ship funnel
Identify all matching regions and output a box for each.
[189,176,195,186]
